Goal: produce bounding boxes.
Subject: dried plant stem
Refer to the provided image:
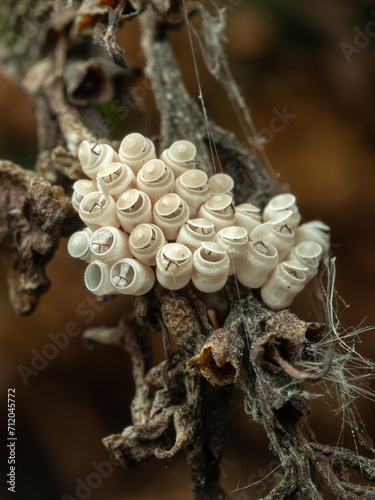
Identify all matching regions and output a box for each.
[0,2,375,499]
[139,6,273,206]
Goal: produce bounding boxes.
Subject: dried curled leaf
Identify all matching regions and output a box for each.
[75,0,147,36]
[251,310,330,382]
[75,0,109,32]
[251,310,309,370]
[64,56,141,105]
[65,58,115,105]
[103,407,177,469]
[103,350,199,468]
[0,161,75,315]
[189,328,244,386]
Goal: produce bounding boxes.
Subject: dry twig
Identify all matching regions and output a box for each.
[0,1,374,499]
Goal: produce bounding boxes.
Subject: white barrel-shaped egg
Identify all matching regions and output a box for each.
[79,191,119,230]
[192,242,230,293]
[208,173,234,196]
[72,179,98,211]
[286,241,323,283]
[110,258,155,295]
[251,211,295,262]
[129,223,167,266]
[197,194,235,232]
[236,240,278,288]
[96,162,135,200]
[176,218,216,251]
[235,203,262,233]
[136,159,174,204]
[84,260,116,296]
[67,228,93,263]
[216,226,249,275]
[294,221,330,254]
[263,193,301,229]
[78,141,118,180]
[90,226,132,264]
[261,260,308,310]
[160,140,197,178]
[156,243,193,290]
[118,133,156,173]
[116,189,152,233]
[153,193,190,240]
[174,170,210,218]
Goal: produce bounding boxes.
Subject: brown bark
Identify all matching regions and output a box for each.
[0,1,374,499]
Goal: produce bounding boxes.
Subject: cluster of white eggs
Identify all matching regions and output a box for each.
[67,133,330,310]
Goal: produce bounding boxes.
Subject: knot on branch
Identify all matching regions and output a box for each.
[248,310,331,426]
[252,310,327,381]
[189,328,244,386]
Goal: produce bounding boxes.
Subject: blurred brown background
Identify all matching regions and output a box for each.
[1,1,375,499]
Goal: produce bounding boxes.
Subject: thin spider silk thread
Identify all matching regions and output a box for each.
[181,0,269,394]
[183,0,375,464]
[182,0,220,174]
[191,0,281,191]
